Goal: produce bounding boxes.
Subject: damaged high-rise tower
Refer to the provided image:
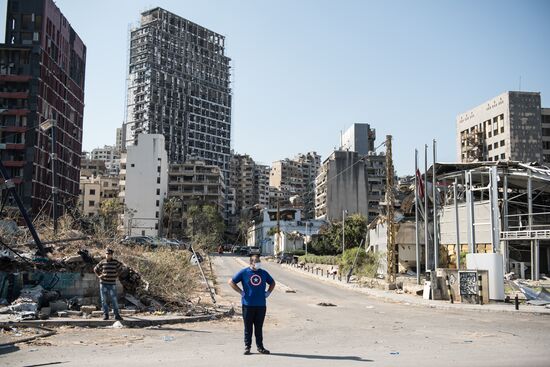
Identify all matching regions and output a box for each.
[123,7,232,176]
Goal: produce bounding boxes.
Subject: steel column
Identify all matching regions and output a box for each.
[414,149,421,284]
[454,177,460,270]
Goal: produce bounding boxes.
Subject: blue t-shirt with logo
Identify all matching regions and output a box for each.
[232,267,274,307]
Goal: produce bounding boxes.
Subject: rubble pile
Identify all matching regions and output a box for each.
[0,226,206,321]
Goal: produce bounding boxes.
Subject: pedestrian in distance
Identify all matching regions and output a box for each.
[228,255,276,355]
[93,248,124,321]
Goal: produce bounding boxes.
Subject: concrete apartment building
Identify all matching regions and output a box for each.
[123,7,232,179]
[341,123,376,155]
[80,159,106,177]
[0,0,86,215]
[90,145,120,176]
[119,134,168,237]
[166,159,226,236]
[228,153,270,231]
[78,175,119,217]
[78,177,100,217]
[269,152,321,219]
[315,123,386,222]
[457,91,549,163]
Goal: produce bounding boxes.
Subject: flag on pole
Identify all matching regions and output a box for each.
[416,169,425,199]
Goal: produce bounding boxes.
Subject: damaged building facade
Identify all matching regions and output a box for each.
[315,123,386,222]
[457,91,549,164]
[228,153,270,233]
[269,152,321,219]
[165,159,226,237]
[0,0,86,215]
[432,162,550,281]
[123,7,232,177]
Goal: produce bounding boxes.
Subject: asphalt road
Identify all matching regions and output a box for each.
[2,254,550,367]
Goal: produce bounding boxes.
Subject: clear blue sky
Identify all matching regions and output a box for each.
[2,0,550,175]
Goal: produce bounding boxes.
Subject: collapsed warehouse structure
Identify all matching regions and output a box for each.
[432,161,550,280]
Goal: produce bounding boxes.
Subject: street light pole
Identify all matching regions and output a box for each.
[39,118,58,236]
[51,120,58,236]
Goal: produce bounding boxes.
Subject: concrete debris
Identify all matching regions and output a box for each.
[80,305,97,314]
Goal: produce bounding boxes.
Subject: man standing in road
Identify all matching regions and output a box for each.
[94,248,124,321]
[228,255,276,355]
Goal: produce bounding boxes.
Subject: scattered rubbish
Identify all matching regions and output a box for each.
[365,306,374,309]
[512,281,550,304]
[390,352,400,356]
[317,302,337,307]
[110,321,124,329]
[285,289,296,293]
[0,326,56,347]
[162,336,175,342]
[464,340,473,343]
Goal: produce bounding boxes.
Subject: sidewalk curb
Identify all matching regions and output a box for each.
[0,306,235,329]
[280,264,550,316]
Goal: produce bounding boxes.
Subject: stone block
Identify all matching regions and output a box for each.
[50,300,67,314]
[80,305,97,314]
[57,311,68,317]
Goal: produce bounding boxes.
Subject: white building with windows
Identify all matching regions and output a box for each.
[247,208,325,255]
[120,134,168,236]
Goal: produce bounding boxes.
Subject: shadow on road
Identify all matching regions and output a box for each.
[143,327,211,333]
[270,352,373,362]
[0,344,19,355]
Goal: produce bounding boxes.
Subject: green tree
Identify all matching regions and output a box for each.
[186,205,225,251]
[162,197,180,239]
[310,214,369,255]
[98,198,124,234]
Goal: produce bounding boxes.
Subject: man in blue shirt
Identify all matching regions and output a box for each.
[228,255,276,355]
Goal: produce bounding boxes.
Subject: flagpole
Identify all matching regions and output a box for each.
[414,149,421,285]
[424,144,429,272]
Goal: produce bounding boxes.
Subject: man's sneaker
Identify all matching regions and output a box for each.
[114,314,124,321]
[257,347,270,354]
[102,315,109,321]
[244,347,251,355]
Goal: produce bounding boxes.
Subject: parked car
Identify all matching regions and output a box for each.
[247,246,261,256]
[277,252,296,264]
[120,236,157,248]
[154,238,181,248]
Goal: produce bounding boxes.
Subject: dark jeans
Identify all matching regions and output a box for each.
[242,305,266,348]
[100,283,120,316]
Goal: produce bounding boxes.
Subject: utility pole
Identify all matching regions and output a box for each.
[385,135,396,284]
[342,209,347,253]
[276,199,281,255]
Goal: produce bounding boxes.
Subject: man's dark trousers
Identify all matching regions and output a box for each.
[242,305,266,348]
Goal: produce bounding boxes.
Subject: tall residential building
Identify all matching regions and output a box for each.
[457,91,549,163]
[166,159,226,236]
[0,0,86,215]
[124,7,232,178]
[228,153,270,232]
[115,127,123,152]
[341,123,376,155]
[269,152,320,219]
[119,134,168,237]
[315,150,386,222]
